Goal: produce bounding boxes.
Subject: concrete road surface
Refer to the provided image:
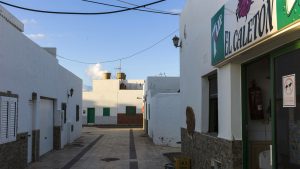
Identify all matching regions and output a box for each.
[28,127,180,169]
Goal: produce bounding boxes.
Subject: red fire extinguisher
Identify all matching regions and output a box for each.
[248,80,264,120]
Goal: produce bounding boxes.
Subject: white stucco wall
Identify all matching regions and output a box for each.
[148,93,181,147]
[144,77,182,147]
[82,79,144,125]
[144,76,180,120]
[145,77,180,97]
[0,16,82,162]
[180,0,242,140]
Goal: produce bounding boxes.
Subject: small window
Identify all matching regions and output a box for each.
[76,105,80,121]
[103,107,110,116]
[83,110,86,114]
[208,74,218,133]
[126,106,136,116]
[0,96,18,144]
[61,103,67,123]
[148,104,150,120]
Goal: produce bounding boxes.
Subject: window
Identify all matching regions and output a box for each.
[0,96,17,144]
[126,106,136,116]
[103,107,110,116]
[148,104,150,120]
[208,74,218,133]
[61,103,67,123]
[76,105,79,121]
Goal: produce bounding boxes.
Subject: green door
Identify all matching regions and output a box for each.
[87,108,95,123]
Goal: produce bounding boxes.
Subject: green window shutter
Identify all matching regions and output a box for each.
[126,106,136,116]
[103,107,110,116]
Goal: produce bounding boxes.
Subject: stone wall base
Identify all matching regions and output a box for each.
[0,132,28,169]
[181,128,242,169]
[32,130,40,162]
[53,126,61,150]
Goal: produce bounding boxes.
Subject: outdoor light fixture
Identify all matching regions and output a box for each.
[67,88,74,98]
[172,35,182,48]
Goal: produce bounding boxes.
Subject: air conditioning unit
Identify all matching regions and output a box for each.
[211,159,222,169]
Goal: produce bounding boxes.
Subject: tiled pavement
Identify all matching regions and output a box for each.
[27,127,180,169]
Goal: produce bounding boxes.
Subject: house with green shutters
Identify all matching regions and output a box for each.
[83,72,144,126]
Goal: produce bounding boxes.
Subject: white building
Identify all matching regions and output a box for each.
[144,77,182,147]
[180,0,300,169]
[0,5,82,168]
[83,73,144,126]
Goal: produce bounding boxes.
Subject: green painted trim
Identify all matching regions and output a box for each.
[269,39,300,169]
[270,40,300,58]
[103,107,110,116]
[241,64,248,169]
[270,56,276,169]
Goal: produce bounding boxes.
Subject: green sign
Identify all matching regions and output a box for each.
[277,0,300,30]
[211,6,225,65]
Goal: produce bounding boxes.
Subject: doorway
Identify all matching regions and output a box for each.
[243,57,272,169]
[242,41,300,169]
[274,49,300,169]
[39,98,54,156]
[87,108,95,124]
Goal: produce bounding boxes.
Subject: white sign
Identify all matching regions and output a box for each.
[283,74,296,107]
[223,0,276,58]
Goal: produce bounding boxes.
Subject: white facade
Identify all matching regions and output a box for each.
[180,0,242,140]
[0,6,82,164]
[83,79,144,125]
[144,77,182,147]
[180,0,300,168]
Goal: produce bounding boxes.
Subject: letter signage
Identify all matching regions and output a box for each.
[211,0,276,65]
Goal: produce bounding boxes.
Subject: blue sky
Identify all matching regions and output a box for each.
[3,0,185,87]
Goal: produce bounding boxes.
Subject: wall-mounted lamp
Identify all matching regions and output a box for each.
[67,88,74,98]
[172,35,182,48]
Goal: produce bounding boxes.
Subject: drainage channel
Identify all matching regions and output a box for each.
[61,135,104,169]
[129,129,139,169]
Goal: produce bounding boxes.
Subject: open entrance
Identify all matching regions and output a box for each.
[244,57,272,169]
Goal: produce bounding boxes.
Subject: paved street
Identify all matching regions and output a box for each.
[28,127,180,169]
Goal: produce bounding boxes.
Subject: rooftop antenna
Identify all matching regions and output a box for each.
[115,59,122,73]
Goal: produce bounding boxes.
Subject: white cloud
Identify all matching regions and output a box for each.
[86,63,108,80]
[21,19,37,25]
[26,33,46,40]
[169,9,182,14]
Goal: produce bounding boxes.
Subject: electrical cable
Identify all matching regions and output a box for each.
[56,29,178,64]
[0,0,165,15]
[82,0,179,16]
[113,0,180,15]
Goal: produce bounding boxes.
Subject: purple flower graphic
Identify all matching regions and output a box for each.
[236,0,253,21]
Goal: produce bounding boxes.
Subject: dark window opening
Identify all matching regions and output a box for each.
[62,103,67,123]
[76,105,79,121]
[120,83,127,90]
[208,74,218,133]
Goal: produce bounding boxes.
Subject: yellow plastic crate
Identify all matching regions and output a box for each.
[175,157,191,169]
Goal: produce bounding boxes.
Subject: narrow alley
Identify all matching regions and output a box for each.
[28,127,180,169]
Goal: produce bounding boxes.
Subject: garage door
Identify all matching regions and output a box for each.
[39,99,54,156]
